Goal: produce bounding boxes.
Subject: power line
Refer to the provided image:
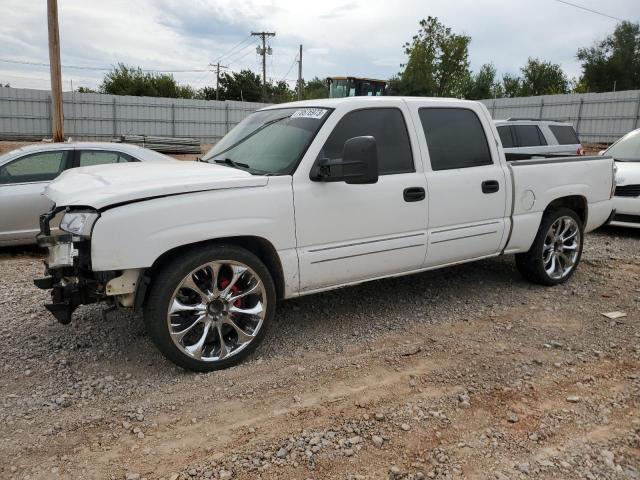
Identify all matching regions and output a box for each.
[212,35,253,64]
[0,57,209,73]
[278,54,298,84]
[223,46,258,71]
[551,0,625,22]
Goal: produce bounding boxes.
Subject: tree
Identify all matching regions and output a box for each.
[519,58,568,96]
[577,21,640,92]
[77,86,97,93]
[465,63,498,100]
[268,80,295,103]
[196,86,217,100]
[396,17,471,97]
[216,70,263,102]
[501,73,522,98]
[302,77,328,99]
[100,63,195,98]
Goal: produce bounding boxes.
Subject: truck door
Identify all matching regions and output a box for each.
[410,104,509,267]
[293,104,428,293]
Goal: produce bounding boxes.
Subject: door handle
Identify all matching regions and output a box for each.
[481,180,500,194]
[403,187,425,202]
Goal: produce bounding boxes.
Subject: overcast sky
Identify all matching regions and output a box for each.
[0,0,637,92]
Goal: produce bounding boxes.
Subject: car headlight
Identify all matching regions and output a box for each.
[59,211,99,237]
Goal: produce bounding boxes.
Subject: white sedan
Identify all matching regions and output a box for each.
[605,129,640,228]
[0,142,176,245]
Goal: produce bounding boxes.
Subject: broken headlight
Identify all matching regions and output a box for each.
[59,211,99,238]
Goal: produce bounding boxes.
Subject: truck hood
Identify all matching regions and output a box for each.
[45,161,268,209]
[615,161,640,186]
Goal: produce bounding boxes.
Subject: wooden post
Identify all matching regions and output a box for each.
[297,45,303,101]
[47,0,64,142]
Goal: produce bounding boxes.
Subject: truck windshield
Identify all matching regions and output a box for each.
[606,129,640,162]
[202,107,330,174]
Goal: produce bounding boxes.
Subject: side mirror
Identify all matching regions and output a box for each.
[311,136,378,184]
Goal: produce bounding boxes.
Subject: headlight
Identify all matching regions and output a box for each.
[59,211,99,237]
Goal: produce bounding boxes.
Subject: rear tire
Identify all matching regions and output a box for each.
[515,207,583,286]
[144,244,276,372]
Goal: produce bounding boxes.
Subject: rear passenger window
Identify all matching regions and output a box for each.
[514,125,547,147]
[418,108,493,171]
[319,108,414,175]
[497,126,515,148]
[549,125,580,145]
[78,151,132,167]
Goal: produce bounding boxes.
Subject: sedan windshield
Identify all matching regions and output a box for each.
[202,107,330,174]
[606,129,640,162]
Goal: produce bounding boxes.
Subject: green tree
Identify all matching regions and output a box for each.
[301,77,328,99]
[77,86,97,93]
[196,86,217,100]
[577,21,640,92]
[268,80,295,103]
[519,58,568,96]
[100,63,196,98]
[396,17,472,97]
[501,73,522,98]
[217,69,263,102]
[465,63,498,100]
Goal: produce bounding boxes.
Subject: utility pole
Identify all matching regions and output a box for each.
[297,44,303,101]
[47,0,64,142]
[212,62,228,101]
[251,31,275,102]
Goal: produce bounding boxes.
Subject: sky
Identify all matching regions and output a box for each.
[0,0,637,92]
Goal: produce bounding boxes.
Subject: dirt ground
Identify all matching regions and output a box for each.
[0,227,638,480]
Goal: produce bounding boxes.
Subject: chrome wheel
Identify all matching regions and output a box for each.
[542,216,581,280]
[167,260,267,363]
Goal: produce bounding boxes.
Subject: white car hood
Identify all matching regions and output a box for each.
[615,161,640,186]
[45,161,268,209]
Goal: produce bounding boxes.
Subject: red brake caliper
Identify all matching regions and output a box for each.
[219,279,242,308]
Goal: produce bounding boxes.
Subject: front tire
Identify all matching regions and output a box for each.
[144,245,276,372]
[515,207,584,286]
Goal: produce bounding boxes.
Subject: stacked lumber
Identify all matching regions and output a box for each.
[112,135,201,154]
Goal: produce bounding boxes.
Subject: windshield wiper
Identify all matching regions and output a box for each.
[214,158,251,170]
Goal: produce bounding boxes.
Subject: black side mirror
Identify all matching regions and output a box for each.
[311,136,378,184]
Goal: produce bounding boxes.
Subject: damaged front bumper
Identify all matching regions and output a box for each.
[34,209,113,324]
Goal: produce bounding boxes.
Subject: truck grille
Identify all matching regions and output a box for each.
[613,213,640,224]
[615,185,640,197]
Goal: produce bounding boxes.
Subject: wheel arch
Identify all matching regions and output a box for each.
[135,236,286,310]
[543,195,588,227]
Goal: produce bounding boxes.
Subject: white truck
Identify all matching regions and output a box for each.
[35,97,616,372]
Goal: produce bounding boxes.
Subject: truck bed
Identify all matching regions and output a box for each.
[503,154,614,254]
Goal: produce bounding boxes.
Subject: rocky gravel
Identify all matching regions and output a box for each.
[0,227,638,479]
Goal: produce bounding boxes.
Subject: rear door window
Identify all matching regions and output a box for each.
[319,108,414,175]
[497,126,515,148]
[78,150,135,167]
[549,125,580,145]
[418,108,493,171]
[0,150,70,184]
[514,125,547,147]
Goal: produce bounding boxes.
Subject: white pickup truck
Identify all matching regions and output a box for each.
[35,97,616,372]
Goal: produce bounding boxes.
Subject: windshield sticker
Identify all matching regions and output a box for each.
[291,108,327,120]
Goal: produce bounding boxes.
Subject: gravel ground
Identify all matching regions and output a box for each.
[0,227,638,480]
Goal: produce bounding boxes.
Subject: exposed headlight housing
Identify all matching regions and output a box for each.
[59,211,99,237]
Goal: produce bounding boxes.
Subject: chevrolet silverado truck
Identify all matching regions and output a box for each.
[35,97,616,372]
